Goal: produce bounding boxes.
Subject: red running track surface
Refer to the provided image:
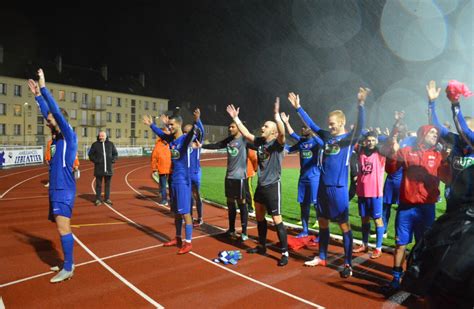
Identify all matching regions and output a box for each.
[0,154,421,308]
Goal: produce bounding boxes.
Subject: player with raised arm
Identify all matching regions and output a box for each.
[143,111,196,254]
[288,88,369,278]
[28,69,78,283]
[226,98,289,266]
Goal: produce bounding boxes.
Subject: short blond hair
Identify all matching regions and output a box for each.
[328,110,346,123]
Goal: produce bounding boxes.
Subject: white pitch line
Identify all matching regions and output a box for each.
[190,252,325,308]
[0,166,47,179]
[0,232,223,288]
[0,172,49,199]
[124,158,325,309]
[73,234,164,309]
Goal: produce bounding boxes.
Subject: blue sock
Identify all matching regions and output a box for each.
[319,228,329,260]
[196,197,203,219]
[383,203,391,234]
[362,222,370,245]
[376,226,384,248]
[175,217,183,237]
[60,233,74,271]
[343,231,353,265]
[301,203,310,233]
[185,224,193,242]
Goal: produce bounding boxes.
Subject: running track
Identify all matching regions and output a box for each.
[0,154,421,308]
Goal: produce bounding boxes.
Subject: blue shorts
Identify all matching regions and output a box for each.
[317,184,349,223]
[49,201,73,222]
[358,197,383,219]
[191,171,201,190]
[395,204,435,246]
[170,183,192,214]
[297,180,318,205]
[383,177,401,205]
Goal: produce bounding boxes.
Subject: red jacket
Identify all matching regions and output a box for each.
[385,125,449,205]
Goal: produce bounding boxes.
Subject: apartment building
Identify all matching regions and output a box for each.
[0,62,168,156]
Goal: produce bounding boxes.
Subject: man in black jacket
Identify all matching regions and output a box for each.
[88,131,118,206]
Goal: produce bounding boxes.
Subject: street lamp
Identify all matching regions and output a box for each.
[23,102,28,146]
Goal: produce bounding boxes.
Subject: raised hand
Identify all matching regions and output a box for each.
[357,87,371,105]
[192,140,202,149]
[383,127,390,136]
[159,114,169,125]
[426,80,441,101]
[27,79,40,96]
[288,92,300,109]
[280,112,289,123]
[37,69,46,88]
[274,97,280,114]
[226,104,240,119]
[193,108,201,121]
[394,110,405,121]
[143,115,153,126]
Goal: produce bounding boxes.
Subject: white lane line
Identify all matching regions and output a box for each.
[124,158,325,309]
[73,234,164,309]
[0,232,221,288]
[0,166,47,179]
[190,252,325,308]
[0,172,49,198]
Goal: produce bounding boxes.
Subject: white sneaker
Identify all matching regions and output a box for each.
[304,257,327,267]
[50,268,74,283]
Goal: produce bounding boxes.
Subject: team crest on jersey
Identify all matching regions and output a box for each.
[452,156,474,170]
[171,148,180,159]
[324,143,340,155]
[301,149,313,159]
[227,146,239,157]
[51,144,56,158]
[257,146,270,161]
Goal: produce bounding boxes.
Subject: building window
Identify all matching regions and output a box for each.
[0,83,6,95]
[82,93,89,104]
[71,92,77,102]
[14,85,22,97]
[116,113,121,123]
[153,102,157,111]
[106,112,112,122]
[106,128,111,138]
[106,96,112,106]
[0,123,5,135]
[14,124,21,135]
[144,130,148,139]
[13,104,22,116]
[116,129,121,138]
[70,109,77,120]
[95,95,101,104]
[0,103,6,115]
[81,127,87,137]
[117,97,122,107]
[58,90,65,101]
[144,101,149,110]
[37,125,44,135]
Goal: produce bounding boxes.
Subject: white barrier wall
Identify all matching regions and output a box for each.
[0,146,44,168]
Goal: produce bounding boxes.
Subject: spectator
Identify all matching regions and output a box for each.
[88,131,118,206]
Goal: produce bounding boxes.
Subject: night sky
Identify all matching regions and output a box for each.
[1,0,473,129]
